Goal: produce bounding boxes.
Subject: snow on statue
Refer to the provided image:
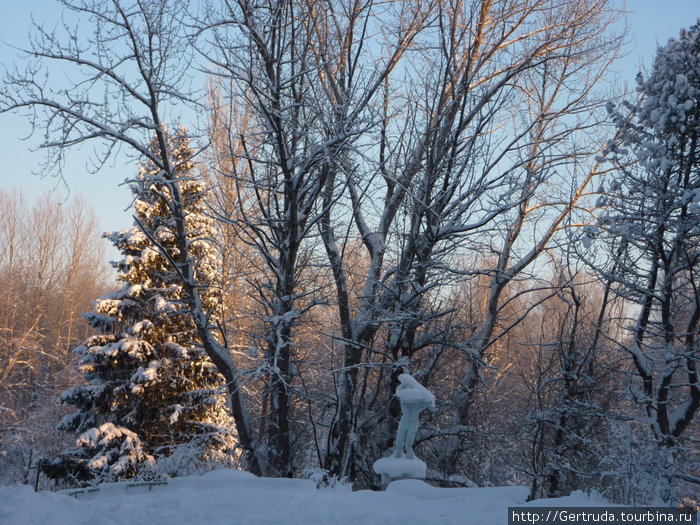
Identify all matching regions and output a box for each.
[373,374,435,487]
[392,374,435,459]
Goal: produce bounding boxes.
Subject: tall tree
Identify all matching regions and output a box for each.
[315,0,623,482]
[596,21,700,492]
[199,0,429,477]
[53,128,237,481]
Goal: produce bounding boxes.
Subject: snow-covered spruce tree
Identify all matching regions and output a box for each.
[51,127,237,482]
[596,22,700,499]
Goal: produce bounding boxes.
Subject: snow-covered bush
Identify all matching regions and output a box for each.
[76,423,154,481]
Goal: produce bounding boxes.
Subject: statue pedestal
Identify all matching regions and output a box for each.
[373,457,426,490]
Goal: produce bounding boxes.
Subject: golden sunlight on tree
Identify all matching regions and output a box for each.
[0,190,109,485]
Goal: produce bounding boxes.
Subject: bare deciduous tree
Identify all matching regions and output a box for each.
[198,0,431,477]
[311,0,623,481]
[0,190,108,486]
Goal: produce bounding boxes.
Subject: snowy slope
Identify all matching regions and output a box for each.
[0,469,615,525]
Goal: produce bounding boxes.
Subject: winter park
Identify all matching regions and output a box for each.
[0,0,699,523]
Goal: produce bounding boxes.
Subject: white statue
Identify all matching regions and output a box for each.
[392,374,435,460]
[373,373,436,487]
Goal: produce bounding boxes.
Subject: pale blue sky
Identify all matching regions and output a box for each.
[0,0,132,235]
[0,0,698,235]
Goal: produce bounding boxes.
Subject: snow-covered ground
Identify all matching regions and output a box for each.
[1,468,618,525]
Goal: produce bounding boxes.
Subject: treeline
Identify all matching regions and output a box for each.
[0,0,698,505]
[0,191,108,485]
